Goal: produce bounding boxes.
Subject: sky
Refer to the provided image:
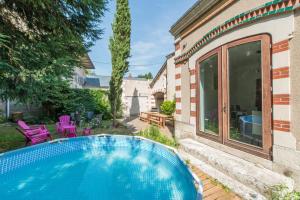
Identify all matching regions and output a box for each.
[89,0,197,77]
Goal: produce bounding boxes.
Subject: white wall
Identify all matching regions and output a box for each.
[151,69,167,95]
[166,54,176,101]
[70,67,86,88]
[122,79,152,116]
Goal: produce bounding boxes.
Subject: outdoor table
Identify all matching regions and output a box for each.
[148,113,168,127]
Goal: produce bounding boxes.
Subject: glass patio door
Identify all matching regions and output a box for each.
[197,48,222,142]
[222,35,272,159]
[196,35,272,159]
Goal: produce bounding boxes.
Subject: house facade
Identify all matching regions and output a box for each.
[170,0,300,188]
[70,54,95,89]
[150,52,176,111]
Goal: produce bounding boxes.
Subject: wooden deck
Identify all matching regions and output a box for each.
[191,165,242,200]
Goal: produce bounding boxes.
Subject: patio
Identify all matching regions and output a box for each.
[122,116,174,138]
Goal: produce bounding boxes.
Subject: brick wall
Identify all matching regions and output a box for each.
[273,120,290,132]
[273,94,290,105]
[273,67,289,79]
[272,40,289,54]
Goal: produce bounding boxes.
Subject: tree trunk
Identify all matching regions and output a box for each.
[112,101,117,128]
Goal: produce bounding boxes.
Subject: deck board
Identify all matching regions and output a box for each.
[191,165,242,200]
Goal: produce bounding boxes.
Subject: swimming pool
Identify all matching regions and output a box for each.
[0,135,202,200]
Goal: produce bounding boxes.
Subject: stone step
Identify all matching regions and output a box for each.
[179,138,294,199]
[180,150,263,200]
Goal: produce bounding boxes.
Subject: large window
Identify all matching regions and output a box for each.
[196,35,272,159]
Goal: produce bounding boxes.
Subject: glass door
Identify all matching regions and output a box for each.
[222,35,272,159]
[196,35,272,159]
[228,41,263,147]
[197,48,222,142]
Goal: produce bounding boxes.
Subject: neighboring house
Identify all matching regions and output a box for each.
[70,54,95,88]
[169,0,300,193]
[150,52,176,111]
[122,75,152,116]
[83,77,101,89]
[82,74,152,117]
[98,75,111,90]
[82,75,110,90]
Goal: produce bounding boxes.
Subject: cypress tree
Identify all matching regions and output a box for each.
[109,0,131,127]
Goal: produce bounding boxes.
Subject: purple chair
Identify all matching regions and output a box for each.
[16,120,52,145]
[56,115,75,134]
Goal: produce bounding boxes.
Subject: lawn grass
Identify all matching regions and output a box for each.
[138,125,179,148]
[0,120,132,153]
[0,124,59,153]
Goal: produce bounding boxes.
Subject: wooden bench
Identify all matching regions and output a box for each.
[139,112,149,122]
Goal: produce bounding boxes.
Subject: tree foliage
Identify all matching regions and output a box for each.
[137,72,153,80]
[38,78,110,120]
[0,0,107,102]
[109,0,131,126]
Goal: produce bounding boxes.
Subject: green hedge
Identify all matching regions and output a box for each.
[42,88,111,120]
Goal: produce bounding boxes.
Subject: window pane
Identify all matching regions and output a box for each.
[199,54,219,135]
[228,41,262,147]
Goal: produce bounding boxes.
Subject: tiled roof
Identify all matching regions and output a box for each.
[170,0,222,37]
[80,54,95,69]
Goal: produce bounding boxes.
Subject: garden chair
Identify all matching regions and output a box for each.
[16,120,52,145]
[56,115,75,134]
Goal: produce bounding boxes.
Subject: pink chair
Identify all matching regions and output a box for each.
[17,120,52,145]
[56,115,75,134]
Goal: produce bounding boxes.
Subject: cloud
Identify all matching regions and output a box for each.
[131,41,156,56]
[129,30,174,73]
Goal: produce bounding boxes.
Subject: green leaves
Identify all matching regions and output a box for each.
[160,100,176,116]
[40,84,111,120]
[0,0,107,102]
[137,72,153,80]
[109,0,131,125]
[139,126,179,148]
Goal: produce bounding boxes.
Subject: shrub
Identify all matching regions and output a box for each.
[160,100,175,116]
[269,184,300,200]
[0,109,6,123]
[138,125,179,148]
[42,88,111,120]
[90,90,111,120]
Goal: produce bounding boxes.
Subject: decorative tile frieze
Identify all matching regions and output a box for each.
[174,0,297,64]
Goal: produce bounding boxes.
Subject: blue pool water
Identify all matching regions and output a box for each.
[0,135,200,200]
